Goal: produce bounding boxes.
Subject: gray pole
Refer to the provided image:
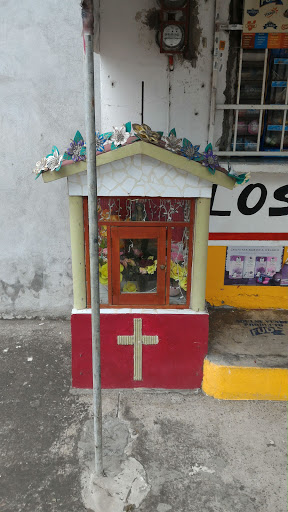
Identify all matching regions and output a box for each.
[81,0,103,477]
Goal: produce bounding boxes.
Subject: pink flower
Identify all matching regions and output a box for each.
[171,243,184,262]
[171,252,184,262]
[133,248,142,257]
[121,258,128,268]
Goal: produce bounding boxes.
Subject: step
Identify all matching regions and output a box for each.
[203,309,288,400]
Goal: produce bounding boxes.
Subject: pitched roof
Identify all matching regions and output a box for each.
[42,140,236,190]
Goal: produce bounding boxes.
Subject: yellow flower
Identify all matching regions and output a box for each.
[99,263,124,284]
[170,262,181,281]
[147,260,157,275]
[100,226,107,238]
[170,262,187,281]
[99,263,108,285]
[123,281,138,293]
[179,277,187,291]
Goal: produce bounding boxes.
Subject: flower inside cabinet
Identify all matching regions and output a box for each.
[83,197,194,308]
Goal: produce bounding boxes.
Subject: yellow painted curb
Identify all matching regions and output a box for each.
[202,358,288,401]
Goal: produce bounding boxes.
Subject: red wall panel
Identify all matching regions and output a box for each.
[71,313,209,389]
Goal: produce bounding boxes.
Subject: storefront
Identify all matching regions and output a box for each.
[207,0,288,309]
[207,169,288,309]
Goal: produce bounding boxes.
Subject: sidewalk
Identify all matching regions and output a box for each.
[203,309,288,400]
[0,319,287,511]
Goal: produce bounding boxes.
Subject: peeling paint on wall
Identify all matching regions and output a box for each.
[183,0,202,67]
[30,272,44,293]
[0,280,24,303]
[135,1,203,68]
[142,7,160,32]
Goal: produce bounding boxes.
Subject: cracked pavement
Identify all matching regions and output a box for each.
[0,319,286,511]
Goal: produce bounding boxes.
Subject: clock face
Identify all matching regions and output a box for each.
[163,24,184,48]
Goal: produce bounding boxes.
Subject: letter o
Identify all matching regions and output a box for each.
[237,183,267,216]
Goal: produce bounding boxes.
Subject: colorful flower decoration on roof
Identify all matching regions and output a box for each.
[46,146,63,172]
[95,131,107,153]
[201,143,219,175]
[181,138,201,161]
[33,123,249,188]
[110,122,131,150]
[63,131,86,162]
[228,170,251,186]
[33,157,49,180]
[132,123,163,145]
[163,129,182,153]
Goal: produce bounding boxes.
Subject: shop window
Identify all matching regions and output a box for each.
[210,0,288,158]
[215,48,288,156]
[83,197,194,308]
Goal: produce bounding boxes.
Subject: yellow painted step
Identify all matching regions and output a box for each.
[202,358,288,401]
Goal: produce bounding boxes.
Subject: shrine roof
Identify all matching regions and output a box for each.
[42,140,236,190]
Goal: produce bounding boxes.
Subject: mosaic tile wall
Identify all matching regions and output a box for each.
[67,155,212,198]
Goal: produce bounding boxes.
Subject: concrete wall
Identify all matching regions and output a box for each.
[0,0,216,317]
[0,0,100,317]
[100,0,215,144]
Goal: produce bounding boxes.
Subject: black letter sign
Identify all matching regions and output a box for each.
[269,185,288,217]
[237,184,267,216]
[210,185,231,216]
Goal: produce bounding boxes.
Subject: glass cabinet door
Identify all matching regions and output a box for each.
[111,226,167,305]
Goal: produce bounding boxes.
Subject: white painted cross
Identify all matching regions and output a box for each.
[117,318,159,381]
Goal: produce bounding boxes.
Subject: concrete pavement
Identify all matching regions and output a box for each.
[0,319,287,511]
[204,309,288,400]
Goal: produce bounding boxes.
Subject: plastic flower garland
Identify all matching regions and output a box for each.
[163,129,182,153]
[63,131,86,162]
[132,123,163,144]
[33,146,63,179]
[201,143,219,174]
[181,139,201,161]
[32,122,249,185]
[95,131,107,153]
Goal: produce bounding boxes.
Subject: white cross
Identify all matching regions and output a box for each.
[117,318,159,381]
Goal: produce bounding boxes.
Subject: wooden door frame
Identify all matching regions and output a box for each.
[111,225,167,306]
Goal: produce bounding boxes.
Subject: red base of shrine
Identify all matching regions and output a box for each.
[71,311,209,389]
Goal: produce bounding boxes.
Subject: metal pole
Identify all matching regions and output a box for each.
[81,0,103,477]
[208,0,219,145]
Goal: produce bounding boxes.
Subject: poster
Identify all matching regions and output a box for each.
[243,0,288,49]
[224,246,288,286]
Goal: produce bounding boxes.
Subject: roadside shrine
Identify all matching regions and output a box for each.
[35,123,248,388]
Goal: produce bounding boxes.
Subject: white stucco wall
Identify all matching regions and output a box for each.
[0,1,100,317]
[0,0,216,317]
[100,0,215,144]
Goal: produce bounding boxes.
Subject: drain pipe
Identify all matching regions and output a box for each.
[81,0,103,477]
